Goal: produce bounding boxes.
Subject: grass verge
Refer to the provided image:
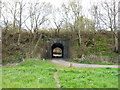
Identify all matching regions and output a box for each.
[2,59,119,88]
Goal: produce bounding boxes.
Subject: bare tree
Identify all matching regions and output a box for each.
[28,2,52,32]
[91,0,119,52]
[91,5,101,30]
[52,8,64,34]
[3,0,28,45]
[101,0,118,52]
[26,1,52,41]
[61,3,70,30]
[7,1,19,31]
[69,0,82,45]
[17,0,26,45]
[24,1,52,57]
[1,3,9,31]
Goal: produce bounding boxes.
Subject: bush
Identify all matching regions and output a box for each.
[3,55,25,65]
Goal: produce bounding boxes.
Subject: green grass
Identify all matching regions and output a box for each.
[58,68,118,88]
[2,59,119,88]
[0,67,2,89]
[2,59,57,88]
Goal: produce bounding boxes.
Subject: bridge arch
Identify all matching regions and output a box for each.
[52,43,64,58]
[45,39,70,59]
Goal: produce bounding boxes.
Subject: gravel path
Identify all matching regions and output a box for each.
[51,59,120,68]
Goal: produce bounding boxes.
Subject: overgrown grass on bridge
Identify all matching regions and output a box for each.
[2,59,119,88]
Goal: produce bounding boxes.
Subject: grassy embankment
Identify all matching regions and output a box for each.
[2,30,119,64]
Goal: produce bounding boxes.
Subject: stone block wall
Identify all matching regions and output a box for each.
[44,38,70,59]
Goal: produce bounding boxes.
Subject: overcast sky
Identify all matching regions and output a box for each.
[1,0,118,30]
[2,0,112,9]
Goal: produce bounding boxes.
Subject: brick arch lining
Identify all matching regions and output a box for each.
[45,39,70,59]
[52,43,64,58]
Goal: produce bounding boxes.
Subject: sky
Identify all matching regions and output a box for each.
[1,0,113,16]
[2,0,112,8]
[1,0,118,30]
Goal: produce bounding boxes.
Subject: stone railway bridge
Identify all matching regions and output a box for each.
[44,38,70,59]
[41,35,120,60]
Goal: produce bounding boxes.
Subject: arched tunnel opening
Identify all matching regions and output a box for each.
[52,43,64,58]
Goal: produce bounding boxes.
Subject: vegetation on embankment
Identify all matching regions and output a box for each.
[2,59,119,88]
[2,30,119,64]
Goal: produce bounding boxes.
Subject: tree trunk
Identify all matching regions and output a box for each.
[78,30,81,46]
[17,31,21,46]
[118,31,120,53]
[114,31,118,52]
